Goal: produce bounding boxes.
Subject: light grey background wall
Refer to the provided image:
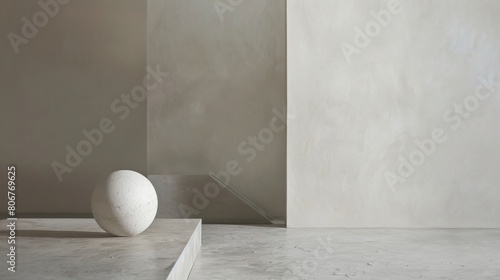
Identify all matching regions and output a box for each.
[288,0,500,227]
[148,0,287,221]
[0,0,147,215]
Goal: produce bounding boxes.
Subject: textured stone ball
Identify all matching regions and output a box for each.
[91,170,158,237]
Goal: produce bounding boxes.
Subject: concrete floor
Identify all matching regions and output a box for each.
[188,225,500,280]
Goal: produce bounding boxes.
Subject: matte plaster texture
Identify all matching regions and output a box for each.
[287,0,500,227]
[188,225,500,280]
[0,1,147,214]
[147,0,287,220]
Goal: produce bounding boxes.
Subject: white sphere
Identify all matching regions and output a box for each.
[91,170,158,236]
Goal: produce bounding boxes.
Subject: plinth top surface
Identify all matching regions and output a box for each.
[0,218,201,280]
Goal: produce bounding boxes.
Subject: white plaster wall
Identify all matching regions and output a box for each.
[288,0,500,227]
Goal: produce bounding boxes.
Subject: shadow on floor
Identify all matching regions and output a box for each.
[0,230,113,238]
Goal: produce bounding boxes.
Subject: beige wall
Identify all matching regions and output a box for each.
[0,0,147,214]
[0,0,286,221]
[147,0,287,220]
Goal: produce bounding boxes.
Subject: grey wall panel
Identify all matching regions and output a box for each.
[0,0,147,214]
[148,0,287,220]
[288,0,500,227]
[149,175,269,224]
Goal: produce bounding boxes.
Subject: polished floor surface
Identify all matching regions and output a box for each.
[188,225,500,280]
